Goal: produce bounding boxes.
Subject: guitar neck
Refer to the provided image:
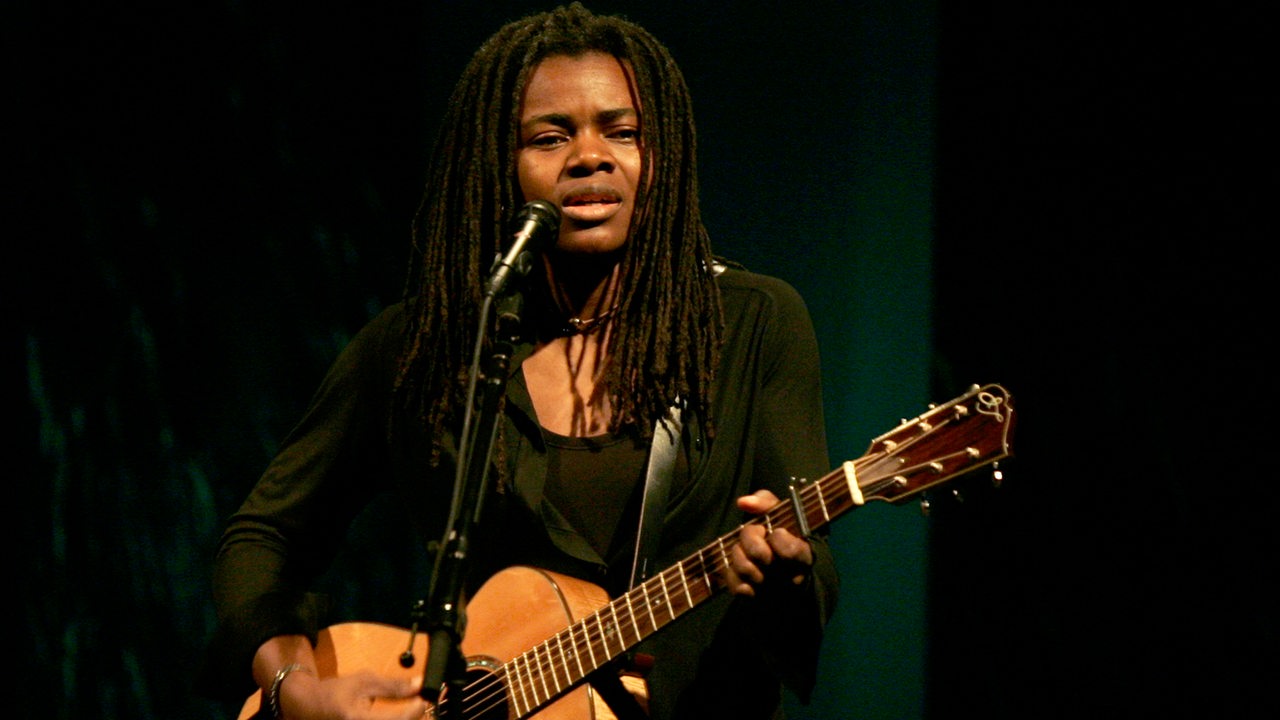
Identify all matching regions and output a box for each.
[494,383,1014,718]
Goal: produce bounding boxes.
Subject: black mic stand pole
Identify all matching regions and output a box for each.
[417,286,527,718]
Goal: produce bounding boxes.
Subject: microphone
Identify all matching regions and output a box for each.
[484,200,560,298]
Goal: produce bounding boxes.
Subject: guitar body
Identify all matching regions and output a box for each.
[238,566,645,720]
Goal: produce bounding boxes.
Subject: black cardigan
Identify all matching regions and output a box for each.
[204,267,839,719]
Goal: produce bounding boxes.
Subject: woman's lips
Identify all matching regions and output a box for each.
[560,188,622,224]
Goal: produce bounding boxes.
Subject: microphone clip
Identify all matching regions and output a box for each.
[483,200,560,299]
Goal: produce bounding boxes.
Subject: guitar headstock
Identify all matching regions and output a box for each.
[857,383,1015,504]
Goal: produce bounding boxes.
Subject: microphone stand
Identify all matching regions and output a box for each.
[409,200,555,716]
[416,284,528,718]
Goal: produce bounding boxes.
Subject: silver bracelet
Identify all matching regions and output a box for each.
[267,663,313,720]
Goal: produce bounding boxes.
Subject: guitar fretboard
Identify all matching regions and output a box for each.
[469,383,1013,719]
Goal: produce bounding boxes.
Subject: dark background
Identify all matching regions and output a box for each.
[16,1,1272,719]
[929,4,1272,718]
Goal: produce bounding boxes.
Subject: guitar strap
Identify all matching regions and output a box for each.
[591,402,683,720]
[629,401,683,588]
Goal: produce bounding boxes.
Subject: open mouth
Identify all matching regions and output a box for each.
[563,191,621,207]
[560,188,623,223]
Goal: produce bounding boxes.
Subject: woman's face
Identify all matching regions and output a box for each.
[517,52,643,256]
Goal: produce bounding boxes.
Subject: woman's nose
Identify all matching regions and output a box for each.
[567,133,615,176]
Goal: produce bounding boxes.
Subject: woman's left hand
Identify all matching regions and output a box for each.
[723,489,813,596]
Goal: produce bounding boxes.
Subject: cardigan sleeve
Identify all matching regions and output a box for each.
[742,272,839,703]
[199,305,404,700]
[651,271,840,718]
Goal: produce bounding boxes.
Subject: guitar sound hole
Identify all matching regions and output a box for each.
[430,665,508,720]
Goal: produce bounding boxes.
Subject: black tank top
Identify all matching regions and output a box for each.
[542,428,647,561]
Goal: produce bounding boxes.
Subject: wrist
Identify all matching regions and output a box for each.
[267,663,314,720]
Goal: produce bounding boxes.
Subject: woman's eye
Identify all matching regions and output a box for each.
[528,134,565,148]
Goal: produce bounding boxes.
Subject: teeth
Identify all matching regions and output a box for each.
[566,195,618,206]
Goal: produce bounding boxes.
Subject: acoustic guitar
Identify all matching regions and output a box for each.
[239,383,1015,719]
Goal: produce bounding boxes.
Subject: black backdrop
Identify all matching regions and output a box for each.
[929,4,1272,718]
[17,2,1273,719]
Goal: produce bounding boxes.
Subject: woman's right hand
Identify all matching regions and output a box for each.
[255,635,431,720]
[276,668,430,720]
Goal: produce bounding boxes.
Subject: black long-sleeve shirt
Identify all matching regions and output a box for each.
[204,267,839,719]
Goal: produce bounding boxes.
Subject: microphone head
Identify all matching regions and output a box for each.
[514,199,561,242]
[485,200,563,298]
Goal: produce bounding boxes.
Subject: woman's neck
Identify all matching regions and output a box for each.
[538,250,625,340]
[524,250,625,436]
[543,250,623,318]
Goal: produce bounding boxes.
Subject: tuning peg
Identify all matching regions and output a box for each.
[919,494,931,517]
[992,461,1004,489]
[951,488,964,503]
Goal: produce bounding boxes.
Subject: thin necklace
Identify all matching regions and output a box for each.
[561,305,618,336]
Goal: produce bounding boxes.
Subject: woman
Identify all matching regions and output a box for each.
[204,5,837,719]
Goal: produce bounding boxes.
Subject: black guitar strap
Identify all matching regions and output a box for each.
[590,402,683,720]
[629,402,683,588]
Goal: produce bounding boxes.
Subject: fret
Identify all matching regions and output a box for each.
[640,582,657,632]
[554,630,573,690]
[818,476,840,516]
[598,609,617,661]
[608,602,625,655]
[589,611,605,662]
[574,623,589,676]
[814,479,831,523]
[677,562,695,609]
[715,536,730,571]
[701,548,716,592]
[547,637,565,693]
[548,637,563,694]
[773,508,788,536]
[510,652,532,718]
[623,592,641,643]
[578,612,598,672]
[533,640,552,705]
[658,571,673,622]
[497,667,520,720]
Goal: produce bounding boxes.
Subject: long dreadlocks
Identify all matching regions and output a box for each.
[393,3,722,454]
